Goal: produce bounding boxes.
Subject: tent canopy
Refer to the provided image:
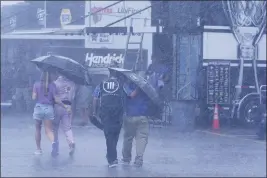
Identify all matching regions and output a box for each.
[1,26,85,39]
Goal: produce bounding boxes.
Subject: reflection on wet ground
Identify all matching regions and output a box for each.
[1,114,266,177]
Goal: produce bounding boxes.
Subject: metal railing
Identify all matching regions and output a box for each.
[149,100,172,127]
[260,85,267,104]
[176,81,198,100]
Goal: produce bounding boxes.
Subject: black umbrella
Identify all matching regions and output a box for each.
[89,115,104,130]
[108,67,161,106]
[31,55,90,85]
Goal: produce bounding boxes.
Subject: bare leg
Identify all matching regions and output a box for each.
[43,120,54,143]
[35,120,42,150]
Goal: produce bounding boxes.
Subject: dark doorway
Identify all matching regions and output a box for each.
[152,33,172,61]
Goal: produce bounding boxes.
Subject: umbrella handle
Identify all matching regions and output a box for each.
[84,70,92,85]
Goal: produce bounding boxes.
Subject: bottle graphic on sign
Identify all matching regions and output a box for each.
[60,9,72,26]
[10,16,17,29]
[37,8,45,26]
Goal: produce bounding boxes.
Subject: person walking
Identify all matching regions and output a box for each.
[92,70,124,168]
[75,84,93,126]
[32,71,65,156]
[121,80,152,167]
[13,63,32,113]
[53,75,76,156]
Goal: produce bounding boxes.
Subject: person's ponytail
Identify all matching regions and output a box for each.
[40,71,52,95]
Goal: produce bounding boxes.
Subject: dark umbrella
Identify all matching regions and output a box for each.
[89,115,104,130]
[31,55,90,85]
[108,67,161,106]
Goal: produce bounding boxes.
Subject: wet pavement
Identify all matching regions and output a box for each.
[1,113,266,177]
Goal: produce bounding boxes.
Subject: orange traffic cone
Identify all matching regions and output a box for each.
[212,104,220,130]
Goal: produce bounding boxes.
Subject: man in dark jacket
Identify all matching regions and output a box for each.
[92,70,124,168]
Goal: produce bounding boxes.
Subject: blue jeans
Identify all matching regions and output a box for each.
[33,103,54,120]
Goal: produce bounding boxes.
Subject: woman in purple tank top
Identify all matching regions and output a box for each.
[32,71,67,157]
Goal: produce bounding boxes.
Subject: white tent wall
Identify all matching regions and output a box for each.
[203,27,267,62]
[84,1,153,66]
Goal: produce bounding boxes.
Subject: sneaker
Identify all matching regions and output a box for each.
[134,161,143,167]
[121,159,130,165]
[69,143,75,156]
[134,156,143,167]
[108,160,118,168]
[34,149,42,155]
[51,142,59,157]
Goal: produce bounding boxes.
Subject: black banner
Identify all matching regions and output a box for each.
[207,61,230,104]
[85,27,128,35]
[42,47,148,71]
[1,2,85,32]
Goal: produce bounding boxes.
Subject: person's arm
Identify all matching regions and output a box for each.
[92,98,98,115]
[161,65,170,83]
[130,88,138,98]
[70,82,76,102]
[52,83,68,109]
[54,96,68,109]
[123,83,138,98]
[92,85,101,115]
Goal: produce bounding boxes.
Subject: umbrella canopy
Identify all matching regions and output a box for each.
[31,55,90,85]
[108,67,161,106]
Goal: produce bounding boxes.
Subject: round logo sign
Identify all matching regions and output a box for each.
[103,80,119,93]
[60,9,72,26]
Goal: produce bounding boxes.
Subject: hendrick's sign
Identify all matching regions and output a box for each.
[42,47,148,71]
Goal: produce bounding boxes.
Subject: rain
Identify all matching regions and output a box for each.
[1,1,266,177]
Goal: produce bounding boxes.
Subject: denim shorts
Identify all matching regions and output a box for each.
[33,103,54,120]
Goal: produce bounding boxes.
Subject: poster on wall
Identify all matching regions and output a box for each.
[207,61,230,104]
[86,1,151,27]
[46,1,85,28]
[89,33,114,44]
[36,8,45,26]
[84,1,152,49]
[9,16,17,29]
[60,8,72,26]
